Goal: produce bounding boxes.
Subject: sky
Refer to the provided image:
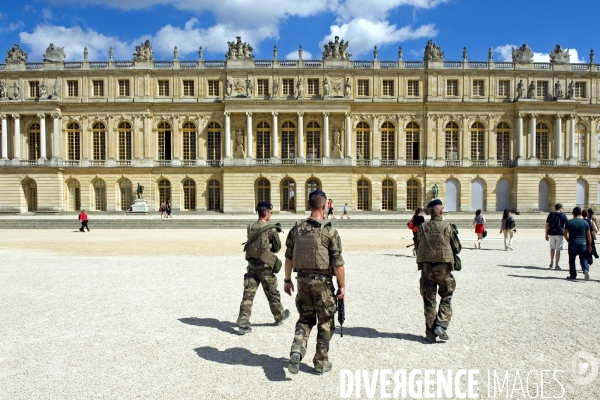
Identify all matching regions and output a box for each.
[0,0,597,63]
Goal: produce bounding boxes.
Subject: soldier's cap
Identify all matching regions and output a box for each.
[256,201,273,211]
[427,199,443,208]
[309,189,327,199]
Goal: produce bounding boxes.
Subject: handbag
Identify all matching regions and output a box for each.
[483,230,488,238]
[407,218,414,230]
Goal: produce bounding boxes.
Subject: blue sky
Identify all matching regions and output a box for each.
[0,0,597,63]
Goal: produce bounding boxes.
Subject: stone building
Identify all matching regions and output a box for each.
[0,39,598,213]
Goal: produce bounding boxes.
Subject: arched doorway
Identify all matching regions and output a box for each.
[538,180,550,212]
[306,178,321,209]
[93,179,106,211]
[207,179,221,211]
[406,179,419,210]
[281,178,296,211]
[576,179,587,206]
[183,178,196,210]
[68,179,81,211]
[471,179,485,211]
[381,179,394,211]
[357,179,370,210]
[158,179,171,205]
[256,178,270,204]
[496,179,510,211]
[445,179,459,212]
[23,179,37,212]
[119,179,133,211]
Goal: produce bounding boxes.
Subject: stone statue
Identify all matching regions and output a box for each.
[322,36,352,61]
[344,77,351,96]
[225,36,254,60]
[245,77,253,97]
[83,47,88,61]
[567,80,575,99]
[236,130,244,149]
[136,183,144,199]
[511,44,534,63]
[398,46,403,60]
[39,80,48,99]
[432,184,439,199]
[462,46,468,61]
[198,46,203,60]
[488,46,493,61]
[225,77,232,97]
[5,43,27,64]
[296,78,304,98]
[273,45,278,60]
[43,43,66,63]
[515,79,524,100]
[0,80,6,100]
[333,130,341,146]
[590,49,595,64]
[555,81,563,100]
[52,79,60,98]
[298,45,303,60]
[527,80,536,99]
[373,46,378,60]
[133,39,154,62]
[109,47,114,61]
[423,40,444,61]
[272,79,279,97]
[549,44,570,64]
[323,78,330,97]
[173,46,178,61]
[12,82,20,100]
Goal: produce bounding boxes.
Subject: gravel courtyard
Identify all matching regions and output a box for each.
[1,228,598,399]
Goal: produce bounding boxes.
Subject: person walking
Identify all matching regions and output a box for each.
[341,203,350,219]
[415,199,461,343]
[165,199,172,218]
[325,199,335,219]
[564,207,592,281]
[236,201,290,335]
[471,209,485,249]
[160,201,166,219]
[410,207,425,256]
[499,209,516,250]
[545,203,569,270]
[284,189,345,375]
[586,208,599,259]
[78,209,90,232]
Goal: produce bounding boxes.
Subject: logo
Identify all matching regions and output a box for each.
[572,351,598,386]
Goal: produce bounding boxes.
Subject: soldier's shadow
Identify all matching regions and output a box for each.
[340,327,426,343]
[194,346,291,381]
[179,317,237,334]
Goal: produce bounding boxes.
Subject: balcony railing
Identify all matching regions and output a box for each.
[182,160,196,166]
[445,159,462,166]
[380,61,397,68]
[496,159,514,167]
[116,160,132,166]
[64,160,81,167]
[471,160,488,167]
[572,63,590,71]
[443,61,462,68]
[468,62,488,69]
[180,61,197,68]
[207,159,222,167]
[578,160,590,167]
[405,160,423,166]
[534,63,551,70]
[539,159,556,166]
[306,158,322,165]
[280,158,296,165]
[255,158,270,165]
[25,63,44,70]
[305,61,323,68]
[495,62,513,69]
[154,61,173,68]
[90,160,106,166]
[404,61,424,68]
[356,160,371,166]
[279,61,297,67]
[205,61,225,68]
[20,160,37,166]
[114,61,133,68]
[155,160,172,166]
[353,61,373,68]
[381,160,397,166]
[64,62,82,69]
[254,60,272,68]
[89,62,108,69]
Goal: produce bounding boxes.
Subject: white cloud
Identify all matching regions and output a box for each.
[285,50,313,60]
[42,8,53,20]
[24,5,35,12]
[333,0,449,21]
[320,19,436,57]
[495,44,586,63]
[0,21,25,33]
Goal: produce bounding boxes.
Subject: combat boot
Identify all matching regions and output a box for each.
[315,362,333,375]
[434,326,449,341]
[288,352,301,374]
[236,326,252,335]
[275,309,290,326]
[425,331,437,343]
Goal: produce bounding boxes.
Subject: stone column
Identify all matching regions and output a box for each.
[397,116,405,161]
[80,115,90,161]
[297,112,304,158]
[529,113,537,158]
[38,113,47,159]
[246,112,253,158]
[345,111,351,158]
[590,118,598,167]
[323,112,330,157]
[272,112,279,158]
[372,116,380,161]
[568,114,576,159]
[172,117,180,160]
[1,114,7,159]
[12,114,20,159]
[555,114,563,159]
[516,113,523,158]
[224,112,231,158]
[143,116,151,160]
[461,116,470,160]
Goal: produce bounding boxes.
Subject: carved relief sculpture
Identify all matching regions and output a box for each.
[39,79,48,99]
[225,76,233,97]
[133,40,154,62]
[225,36,254,61]
[323,78,330,97]
[344,77,351,96]
[271,79,279,99]
[511,44,534,63]
[5,43,27,64]
[296,78,304,98]
[567,80,575,99]
[234,129,245,158]
[423,40,444,61]
[0,80,6,100]
[245,77,253,97]
[12,82,20,100]
[43,43,66,63]
[322,36,352,61]
[549,44,570,64]
[333,130,341,146]
[527,80,536,99]
[52,79,60,98]
[515,79,524,100]
[555,81,563,100]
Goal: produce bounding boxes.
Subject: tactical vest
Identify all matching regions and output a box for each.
[416,219,455,264]
[245,222,279,267]
[292,220,332,273]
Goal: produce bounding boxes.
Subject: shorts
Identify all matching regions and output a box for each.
[474,223,485,234]
[548,235,564,250]
[327,208,333,215]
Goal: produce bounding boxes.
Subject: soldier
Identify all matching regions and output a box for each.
[415,199,461,343]
[284,189,345,375]
[236,201,289,335]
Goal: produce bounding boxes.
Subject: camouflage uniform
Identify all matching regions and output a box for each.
[285,218,344,371]
[415,216,461,336]
[236,221,285,328]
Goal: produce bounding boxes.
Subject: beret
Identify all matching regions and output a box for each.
[309,189,327,198]
[427,199,443,208]
[256,201,273,210]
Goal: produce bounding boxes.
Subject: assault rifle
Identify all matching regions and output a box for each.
[337,288,345,337]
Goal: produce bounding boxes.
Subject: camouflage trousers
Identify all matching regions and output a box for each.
[419,262,456,333]
[236,263,285,328]
[290,273,337,371]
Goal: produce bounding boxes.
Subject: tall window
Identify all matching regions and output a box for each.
[356,122,370,160]
[158,122,172,160]
[25,180,37,212]
[575,123,587,161]
[67,80,79,97]
[406,179,419,210]
[574,82,586,98]
[306,122,321,159]
[92,122,106,160]
[536,81,548,98]
[182,122,197,161]
[406,122,420,160]
[29,81,39,98]
[256,122,270,159]
[158,80,169,96]
[93,180,106,211]
[357,179,370,210]
[307,79,319,95]
[470,122,485,160]
[498,80,509,97]
[381,122,395,160]
[118,80,130,96]
[93,80,104,96]
[357,80,369,96]
[118,122,132,160]
[256,178,270,204]
[535,122,549,159]
[281,179,295,211]
[382,80,394,96]
[472,80,484,96]
[183,179,196,211]
[207,179,221,211]
[283,79,294,95]
[207,122,221,161]
[445,122,459,160]
[407,80,419,96]
[158,179,171,204]
[496,122,510,160]
[28,123,40,160]
[281,121,296,159]
[306,178,321,209]
[381,179,394,211]
[446,79,458,96]
[257,79,269,96]
[208,80,219,96]
[183,80,194,96]
[119,179,133,211]
[68,180,80,211]
[67,122,81,161]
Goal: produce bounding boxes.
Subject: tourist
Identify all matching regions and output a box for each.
[471,209,485,249]
[166,199,173,218]
[78,209,90,232]
[341,203,350,219]
[586,208,599,259]
[326,199,335,219]
[410,207,425,256]
[499,209,516,250]
[545,203,568,270]
[564,207,591,281]
[160,201,166,219]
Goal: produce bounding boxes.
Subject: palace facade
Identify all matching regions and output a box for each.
[0,40,599,213]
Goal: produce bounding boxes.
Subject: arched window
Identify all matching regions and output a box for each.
[281,121,296,160]
[256,122,270,159]
[307,121,321,160]
[93,179,106,211]
[575,123,587,161]
[24,179,37,212]
[68,179,81,211]
[406,179,419,210]
[281,178,296,211]
[496,122,510,160]
[381,122,395,161]
[92,122,106,161]
[183,178,196,210]
[28,123,40,160]
[357,179,370,210]
[445,122,459,160]
[207,179,221,211]
[256,178,270,204]
[119,179,133,211]
[158,179,171,205]
[182,122,197,161]
[118,122,132,160]
[381,179,394,210]
[405,122,420,160]
[470,122,485,160]
[67,122,81,161]
[158,122,172,160]
[536,123,549,159]
[356,122,370,160]
[306,178,321,209]
[207,122,221,161]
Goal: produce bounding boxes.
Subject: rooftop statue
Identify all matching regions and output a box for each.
[322,36,351,61]
[43,43,66,63]
[225,36,254,61]
[549,44,570,64]
[423,40,444,61]
[133,40,154,62]
[5,43,27,63]
[512,44,534,63]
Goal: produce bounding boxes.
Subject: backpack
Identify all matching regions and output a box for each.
[548,212,562,231]
[506,216,516,230]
